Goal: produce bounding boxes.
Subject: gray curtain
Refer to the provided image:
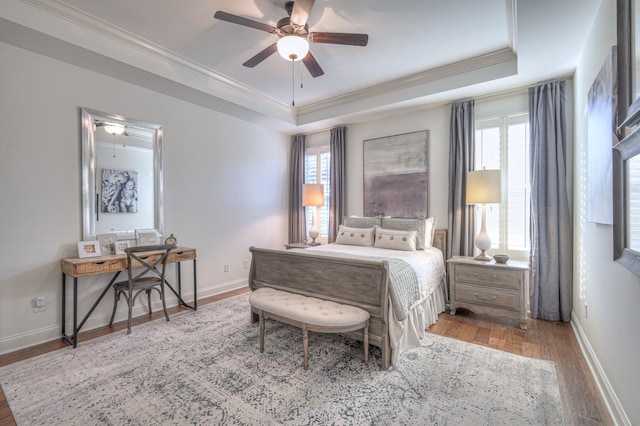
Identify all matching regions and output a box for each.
[288,134,306,243]
[329,126,346,243]
[528,80,572,322]
[447,99,476,259]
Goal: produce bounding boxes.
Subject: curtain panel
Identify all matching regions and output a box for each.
[447,99,476,259]
[528,80,572,322]
[329,126,346,243]
[288,134,306,243]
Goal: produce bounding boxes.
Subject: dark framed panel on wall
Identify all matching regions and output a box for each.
[613,0,640,275]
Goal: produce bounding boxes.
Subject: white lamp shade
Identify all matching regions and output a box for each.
[466,169,501,205]
[302,184,324,206]
[277,35,310,61]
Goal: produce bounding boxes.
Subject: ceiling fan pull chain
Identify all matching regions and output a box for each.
[291,58,295,106]
[113,134,116,158]
[300,59,304,89]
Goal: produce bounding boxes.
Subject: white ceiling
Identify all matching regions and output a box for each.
[0,0,602,133]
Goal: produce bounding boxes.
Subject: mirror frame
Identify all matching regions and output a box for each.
[614,0,640,274]
[81,108,164,240]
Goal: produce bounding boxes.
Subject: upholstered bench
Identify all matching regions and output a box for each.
[248,287,370,370]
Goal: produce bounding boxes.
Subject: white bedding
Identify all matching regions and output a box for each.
[304,243,447,362]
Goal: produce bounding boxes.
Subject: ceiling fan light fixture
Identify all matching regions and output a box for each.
[277,35,309,61]
[104,124,126,136]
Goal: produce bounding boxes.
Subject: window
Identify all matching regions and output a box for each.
[475,113,530,259]
[305,145,330,239]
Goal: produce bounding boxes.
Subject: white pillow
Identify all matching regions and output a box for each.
[335,225,376,247]
[424,217,435,249]
[374,227,419,251]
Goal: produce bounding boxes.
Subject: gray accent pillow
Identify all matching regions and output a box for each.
[343,216,382,228]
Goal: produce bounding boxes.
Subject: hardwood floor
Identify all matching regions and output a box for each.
[0,289,612,425]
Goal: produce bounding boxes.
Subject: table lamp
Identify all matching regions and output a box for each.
[302,183,324,246]
[466,169,501,261]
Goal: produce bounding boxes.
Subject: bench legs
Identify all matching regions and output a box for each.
[258,309,265,353]
[256,309,369,370]
[302,324,309,370]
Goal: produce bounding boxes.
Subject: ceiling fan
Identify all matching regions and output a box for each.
[95,121,129,136]
[214,0,369,78]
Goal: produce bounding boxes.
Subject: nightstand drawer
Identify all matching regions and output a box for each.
[454,264,521,290]
[454,283,519,311]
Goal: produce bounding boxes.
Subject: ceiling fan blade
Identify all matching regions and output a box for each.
[243,43,278,68]
[290,0,315,28]
[214,11,276,33]
[302,52,324,78]
[309,32,369,46]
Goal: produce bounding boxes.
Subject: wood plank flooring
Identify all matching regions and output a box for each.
[0,289,612,425]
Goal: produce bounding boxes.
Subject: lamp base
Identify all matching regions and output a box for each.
[474,250,491,261]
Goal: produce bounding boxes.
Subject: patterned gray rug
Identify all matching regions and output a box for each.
[1,294,564,425]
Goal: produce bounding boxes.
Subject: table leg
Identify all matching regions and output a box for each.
[73,277,78,348]
[193,259,197,310]
[61,273,66,339]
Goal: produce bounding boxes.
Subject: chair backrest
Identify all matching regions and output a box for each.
[125,244,176,283]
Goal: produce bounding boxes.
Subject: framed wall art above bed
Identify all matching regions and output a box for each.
[363,130,429,218]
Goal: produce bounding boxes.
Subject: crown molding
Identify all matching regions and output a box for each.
[8,0,294,123]
[296,48,518,125]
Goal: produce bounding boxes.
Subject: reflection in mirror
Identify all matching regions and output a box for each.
[635,0,640,99]
[614,0,640,275]
[81,108,163,240]
[627,154,640,250]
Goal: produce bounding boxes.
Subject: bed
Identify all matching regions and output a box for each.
[248,217,447,369]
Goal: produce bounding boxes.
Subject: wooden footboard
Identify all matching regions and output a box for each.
[247,229,447,370]
[248,246,392,369]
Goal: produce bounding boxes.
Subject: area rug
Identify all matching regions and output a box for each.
[0,294,564,425]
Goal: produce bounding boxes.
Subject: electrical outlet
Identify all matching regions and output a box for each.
[224,264,229,272]
[33,296,46,313]
[244,259,249,269]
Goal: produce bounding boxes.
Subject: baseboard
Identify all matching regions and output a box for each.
[570,311,631,425]
[0,279,248,356]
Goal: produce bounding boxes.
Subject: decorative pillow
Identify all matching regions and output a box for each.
[343,216,382,228]
[381,218,427,250]
[424,217,435,249]
[335,225,376,247]
[374,227,419,251]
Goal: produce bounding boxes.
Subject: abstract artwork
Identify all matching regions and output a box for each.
[587,46,618,224]
[363,130,429,217]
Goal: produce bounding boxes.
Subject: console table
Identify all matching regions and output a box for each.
[60,246,197,347]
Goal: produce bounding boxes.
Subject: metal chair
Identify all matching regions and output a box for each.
[109,244,175,334]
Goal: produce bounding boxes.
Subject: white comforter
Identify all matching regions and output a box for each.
[305,244,445,304]
[305,243,447,363]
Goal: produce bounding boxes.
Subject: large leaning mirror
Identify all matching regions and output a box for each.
[614,0,640,274]
[81,108,164,240]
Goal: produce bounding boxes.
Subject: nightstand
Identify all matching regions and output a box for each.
[284,242,310,250]
[447,256,529,330]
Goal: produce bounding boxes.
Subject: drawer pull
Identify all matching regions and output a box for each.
[95,261,106,265]
[474,273,497,280]
[475,293,497,302]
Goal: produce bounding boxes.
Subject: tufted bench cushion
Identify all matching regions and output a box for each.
[249,287,370,369]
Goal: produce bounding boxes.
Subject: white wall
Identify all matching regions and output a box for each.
[573,0,640,423]
[345,106,451,227]
[0,41,290,354]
